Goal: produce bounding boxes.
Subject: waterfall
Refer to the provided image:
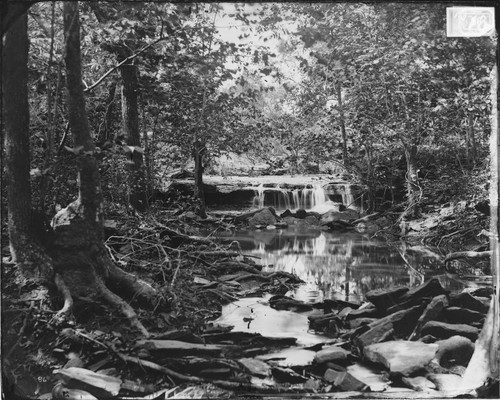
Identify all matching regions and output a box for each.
[341,184,355,208]
[252,184,330,211]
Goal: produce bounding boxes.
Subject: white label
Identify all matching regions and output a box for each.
[447,7,495,37]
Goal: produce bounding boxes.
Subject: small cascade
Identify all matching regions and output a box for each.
[253,184,265,208]
[341,184,356,208]
[251,184,330,211]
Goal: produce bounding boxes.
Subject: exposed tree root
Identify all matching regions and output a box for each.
[105,259,160,307]
[95,278,149,337]
[52,272,74,324]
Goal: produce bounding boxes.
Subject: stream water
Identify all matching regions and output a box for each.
[210,180,485,347]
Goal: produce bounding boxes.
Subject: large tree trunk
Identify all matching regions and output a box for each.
[52,2,159,336]
[120,63,148,212]
[2,12,53,283]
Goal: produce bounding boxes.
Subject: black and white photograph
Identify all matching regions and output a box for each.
[1,1,499,399]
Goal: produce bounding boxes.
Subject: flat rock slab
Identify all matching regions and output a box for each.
[314,346,350,364]
[409,294,448,340]
[399,278,447,303]
[238,358,271,377]
[421,321,480,341]
[135,340,229,356]
[271,366,308,383]
[441,307,485,324]
[448,292,489,313]
[366,286,409,311]
[356,305,423,348]
[257,347,316,367]
[346,307,382,320]
[346,364,390,392]
[363,340,438,376]
[324,369,369,391]
[401,376,437,391]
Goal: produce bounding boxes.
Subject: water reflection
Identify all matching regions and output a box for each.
[214,227,445,303]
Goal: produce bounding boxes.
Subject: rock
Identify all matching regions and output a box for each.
[356,305,424,348]
[238,358,271,377]
[348,318,378,330]
[198,368,232,379]
[322,298,361,311]
[448,292,488,313]
[248,208,277,227]
[365,286,409,311]
[324,369,369,391]
[399,278,448,302]
[347,364,390,392]
[386,297,432,315]
[269,295,313,312]
[314,346,350,364]
[409,294,449,340]
[440,307,485,324]
[309,313,338,331]
[363,340,439,376]
[427,373,464,391]
[338,307,354,318]
[435,336,475,368]
[401,376,437,391]
[355,221,380,234]
[320,210,358,225]
[271,367,307,383]
[345,306,382,320]
[257,348,316,368]
[280,209,293,218]
[305,215,321,226]
[419,334,438,343]
[469,287,494,298]
[295,209,307,219]
[421,321,479,341]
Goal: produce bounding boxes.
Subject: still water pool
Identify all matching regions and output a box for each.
[210,225,474,304]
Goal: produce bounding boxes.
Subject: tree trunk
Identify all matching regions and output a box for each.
[52,2,158,335]
[193,139,207,218]
[403,144,420,219]
[467,112,477,167]
[97,81,117,145]
[2,12,53,282]
[120,63,148,212]
[336,82,348,163]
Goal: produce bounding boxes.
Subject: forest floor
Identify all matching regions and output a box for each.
[1,196,495,399]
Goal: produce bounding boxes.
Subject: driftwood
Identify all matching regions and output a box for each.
[445,250,493,264]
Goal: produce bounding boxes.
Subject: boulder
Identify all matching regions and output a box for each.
[320,209,358,225]
[268,295,313,312]
[248,208,277,227]
[440,307,485,325]
[314,346,350,364]
[295,209,307,219]
[365,286,409,311]
[386,297,432,315]
[309,313,339,331]
[356,305,424,349]
[399,278,448,302]
[323,369,369,391]
[363,340,439,376]
[421,321,480,341]
[305,215,321,226]
[348,318,378,330]
[435,336,475,368]
[448,292,489,314]
[409,294,449,340]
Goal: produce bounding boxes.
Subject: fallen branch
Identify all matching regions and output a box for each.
[84,36,166,93]
[445,250,493,264]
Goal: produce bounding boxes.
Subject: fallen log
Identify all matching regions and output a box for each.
[445,250,493,264]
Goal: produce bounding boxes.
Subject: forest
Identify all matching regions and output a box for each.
[1,2,499,399]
